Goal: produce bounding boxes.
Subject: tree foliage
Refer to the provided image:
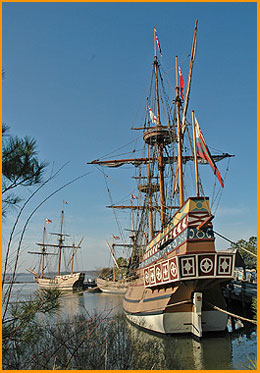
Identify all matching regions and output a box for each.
[231,236,257,269]
[115,256,128,279]
[2,123,47,216]
[2,289,60,369]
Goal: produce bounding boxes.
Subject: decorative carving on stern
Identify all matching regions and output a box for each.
[143,252,235,288]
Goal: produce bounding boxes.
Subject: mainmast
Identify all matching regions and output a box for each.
[154,27,166,229]
[192,110,200,196]
[175,56,184,206]
[146,102,154,239]
[57,203,65,276]
[41,224,46,278]
[49,201,72,276]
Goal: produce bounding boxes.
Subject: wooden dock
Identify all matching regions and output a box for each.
[222,280,257,307]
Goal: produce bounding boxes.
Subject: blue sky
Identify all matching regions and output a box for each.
[2,2,257,273]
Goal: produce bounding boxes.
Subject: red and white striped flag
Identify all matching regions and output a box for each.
[179,67,185,100]
[45,218,52,224]
[148,106,158,125]
[131,194,138,200]
[195,116,224,188]
[113,235,120,240]
[154,28,162,56]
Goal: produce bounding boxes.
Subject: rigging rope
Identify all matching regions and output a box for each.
[204,300,257,325]
[100,167,126,242]
[214,231,257,257]
[95,135,142,161]
[212,157,231,215]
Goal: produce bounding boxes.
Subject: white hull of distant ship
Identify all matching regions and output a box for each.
[28,203,85,291]
[35,273,85,290]
[89,22,236,337]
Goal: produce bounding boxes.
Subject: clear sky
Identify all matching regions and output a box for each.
[2,2,257,273]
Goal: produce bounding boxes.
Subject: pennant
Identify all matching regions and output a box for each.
[179,67,185,100]
[45,218,52,224]
[154,28,162,56]
[148,106,158,125]
[131,194,138,200]
[113,235,120,240]
[195,116,224,188]
[63,200,68,205]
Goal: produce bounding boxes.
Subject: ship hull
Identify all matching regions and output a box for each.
[35,272,85,290]
[123,197,236,337]
[125,309,227,335]
[97,277,128,294]
[123,278,229,337]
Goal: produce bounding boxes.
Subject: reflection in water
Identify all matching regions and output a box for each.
[59,290,123,318]
[126,321,233,370]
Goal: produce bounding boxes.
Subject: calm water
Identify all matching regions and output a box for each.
[4,274,257,370]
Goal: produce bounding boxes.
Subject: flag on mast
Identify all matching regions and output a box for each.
[154,28,162,56]
[45,218,52,224]
[113,235,120,240]
[194,116,224,188]
[179,66,185,100]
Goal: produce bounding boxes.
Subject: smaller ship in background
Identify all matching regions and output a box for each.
[27,201,85,290]
[97,240,129,294]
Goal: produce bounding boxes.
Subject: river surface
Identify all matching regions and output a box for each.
[3,273,257,370]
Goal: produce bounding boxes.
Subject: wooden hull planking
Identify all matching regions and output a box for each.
[97,277,128,294]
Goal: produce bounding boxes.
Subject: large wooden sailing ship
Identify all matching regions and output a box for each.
[89,22,236,338]
[28,202,85,290]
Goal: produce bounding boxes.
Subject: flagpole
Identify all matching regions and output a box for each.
[175,56,184,206]
[192,110,200,196]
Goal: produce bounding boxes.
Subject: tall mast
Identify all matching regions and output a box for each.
[175,56,184,206]
[153,27,166,228]
[154,28,161,125]
[70,244,75,275]
[192,110,200,196]
[106,240,119,281]
[41,224,46,278]
[57,201,65,276]
[146,102,154,239]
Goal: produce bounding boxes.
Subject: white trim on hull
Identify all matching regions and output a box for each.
[99,287,126,294]
[36,272,85,290]
[125,309,228,336]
